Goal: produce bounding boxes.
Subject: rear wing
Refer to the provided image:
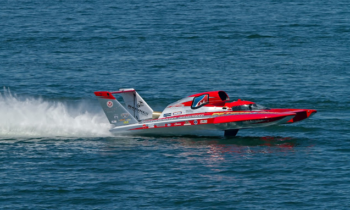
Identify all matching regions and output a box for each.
[94,88,154,125]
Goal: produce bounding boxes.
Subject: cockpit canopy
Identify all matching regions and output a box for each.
[160,91,231,118]
[160,91,269,119]
[189,91,230,109]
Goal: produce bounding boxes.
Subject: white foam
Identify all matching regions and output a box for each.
[0,88,112,138]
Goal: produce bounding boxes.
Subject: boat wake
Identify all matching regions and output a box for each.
[0,88,112,138]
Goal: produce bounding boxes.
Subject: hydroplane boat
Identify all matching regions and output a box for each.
[94,89,317,136]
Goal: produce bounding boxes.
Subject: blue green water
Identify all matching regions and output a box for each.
[1,0,350,209]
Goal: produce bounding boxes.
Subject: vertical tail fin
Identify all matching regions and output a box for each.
[94,91,138,126]
[117,89,154,121]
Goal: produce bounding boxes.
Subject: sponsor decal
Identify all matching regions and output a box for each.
[119,119,125,121]
[184,121,191,126]
[127,105,149,116]
[173,111,182,116]
[200,120,207,124]
[113,115,119,119]
[167,124,171,127]
[174,123,182,126]
[123,121,129,124]
[142,124,147,128]
[137,101,144,107]
[164,113,171,117]
[111,120,117,123]
[193,120,198,125]
[149,124,154,128]
[107,101,113,108]
[121,113,129,118]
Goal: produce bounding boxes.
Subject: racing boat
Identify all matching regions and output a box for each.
[94,88,317,136]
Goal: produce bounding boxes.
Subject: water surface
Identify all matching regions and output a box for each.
[1,0,350,209]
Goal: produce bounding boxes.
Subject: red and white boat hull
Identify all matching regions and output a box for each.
[94,89,316,137]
